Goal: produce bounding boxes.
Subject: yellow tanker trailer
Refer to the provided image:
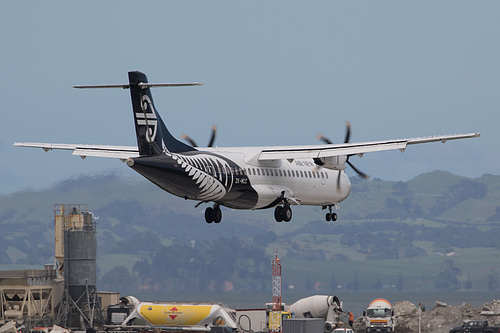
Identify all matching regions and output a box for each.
[110,296,239,332]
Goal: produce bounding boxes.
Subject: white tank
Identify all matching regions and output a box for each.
[290,295,341,319]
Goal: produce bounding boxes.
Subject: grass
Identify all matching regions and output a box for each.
[97,253,140,276]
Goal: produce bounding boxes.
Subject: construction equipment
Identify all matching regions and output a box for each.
[107,296,238,332]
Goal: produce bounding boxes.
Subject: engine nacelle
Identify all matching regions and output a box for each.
[314,155,347,170]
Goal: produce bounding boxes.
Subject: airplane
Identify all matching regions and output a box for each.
[14,71,480,224]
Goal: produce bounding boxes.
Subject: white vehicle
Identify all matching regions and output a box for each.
[332,329,354,333]
[363,298,395,333]
[290,295,342,332]
[15,71,479,223]
[108,296,238,332]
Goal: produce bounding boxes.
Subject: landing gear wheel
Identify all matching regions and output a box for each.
[205,207,213,223]
[282,205,292,222]
[325,205,338,222]
[213,206,222,223]
[274,206,283,222]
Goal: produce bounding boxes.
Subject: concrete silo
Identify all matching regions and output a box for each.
[54,204,103,329]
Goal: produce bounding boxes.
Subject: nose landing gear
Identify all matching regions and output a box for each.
[205,204,222,223]
[324,205,338,222]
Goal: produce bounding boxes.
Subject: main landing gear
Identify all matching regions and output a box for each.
[274,204,292,222]
[205,204,222,223]
[325,205,337,222]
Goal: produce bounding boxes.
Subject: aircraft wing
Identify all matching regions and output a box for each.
[14,132,479,161]
[257,133,480,160]
[13,142,139,160]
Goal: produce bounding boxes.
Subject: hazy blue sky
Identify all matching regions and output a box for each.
[1,1,498,194]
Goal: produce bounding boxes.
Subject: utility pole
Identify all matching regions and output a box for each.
[418,302,421,333]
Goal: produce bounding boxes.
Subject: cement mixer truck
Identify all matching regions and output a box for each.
[289,295,343,332]
[107,296,238,332]
[363,298,395,333]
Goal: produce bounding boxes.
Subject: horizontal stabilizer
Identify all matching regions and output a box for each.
[73,82,203,89]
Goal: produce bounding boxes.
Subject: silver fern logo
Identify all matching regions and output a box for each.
[170,153,236,201]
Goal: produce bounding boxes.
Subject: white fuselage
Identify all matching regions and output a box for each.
[201,146,351,209]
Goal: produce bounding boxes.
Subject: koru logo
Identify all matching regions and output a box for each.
[136,95,158,143]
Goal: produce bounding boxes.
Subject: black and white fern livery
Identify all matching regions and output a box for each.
[170,152,236,201]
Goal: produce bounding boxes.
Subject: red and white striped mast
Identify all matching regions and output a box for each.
[272,251,282,312]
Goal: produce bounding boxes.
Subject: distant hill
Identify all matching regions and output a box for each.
[1,170,499,294]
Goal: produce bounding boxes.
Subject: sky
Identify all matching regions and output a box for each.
[1,1,499,194]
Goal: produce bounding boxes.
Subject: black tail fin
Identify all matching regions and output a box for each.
[128,71,196,156]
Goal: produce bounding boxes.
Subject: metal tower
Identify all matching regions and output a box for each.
[272,253,282,312]
[54,204,104,329]
[269,252,283,333]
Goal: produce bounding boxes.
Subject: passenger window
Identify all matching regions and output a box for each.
[300,171,303,177]
[287,170,291,177]
[279,170,283,177]
[257,169,261,176]
[325,172,328,179]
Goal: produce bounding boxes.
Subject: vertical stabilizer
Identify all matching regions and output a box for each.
[128,71,196,156]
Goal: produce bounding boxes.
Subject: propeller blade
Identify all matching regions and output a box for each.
[347,159,370,180]
[208,125,217,147]
[181,134,198,147]
[344,121,351,143]
[316,134,333,145]
[316,121,369,180]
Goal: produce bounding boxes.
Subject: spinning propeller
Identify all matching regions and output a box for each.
[317,121,370,180]
[182,125,217,147]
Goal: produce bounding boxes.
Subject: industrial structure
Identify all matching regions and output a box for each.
[54,204,104,329]
[0,266,62,329]
[0,204,117,332]
[269,252,287,333]
[0,204,345,333]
